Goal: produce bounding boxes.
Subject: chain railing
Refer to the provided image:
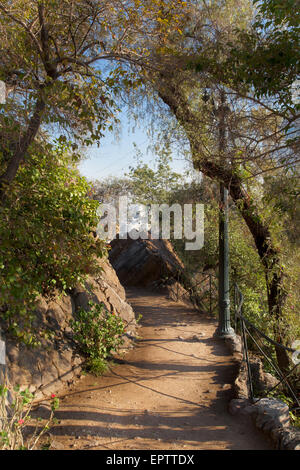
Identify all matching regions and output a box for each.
[168,269,218,315]
[151,270,299,410]
[1,266,298,414]
[234,283,300,410]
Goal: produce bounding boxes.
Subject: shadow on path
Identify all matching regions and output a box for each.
[43,288,272,450]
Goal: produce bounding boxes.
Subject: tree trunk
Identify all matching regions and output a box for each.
[0,96,46,201]
[157,78,291,372]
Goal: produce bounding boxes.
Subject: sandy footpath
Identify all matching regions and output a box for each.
[45,288,272,450]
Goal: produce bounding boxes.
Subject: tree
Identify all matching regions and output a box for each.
[125,0,298,371]
[239,0,299,102]
[91,176,132,204]
[190,0,299,113]
[1,0,297,371]
[0,0,187,198]
[126,143,182,204]
[0,0,113,196]
[0,140,107,345]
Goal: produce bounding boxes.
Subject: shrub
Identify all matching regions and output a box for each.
[0,142,107,345]
[70,301,125,375]
[0,381,59,450]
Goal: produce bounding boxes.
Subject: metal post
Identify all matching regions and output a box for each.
[215,91,234,338]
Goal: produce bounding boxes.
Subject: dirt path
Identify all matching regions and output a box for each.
[48,288,272,450]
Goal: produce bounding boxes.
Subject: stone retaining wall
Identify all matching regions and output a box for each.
[225,334,300,450]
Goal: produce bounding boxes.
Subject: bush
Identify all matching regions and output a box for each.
[0,381,59,450]
[70,301,125,375]
[0,142,107,345]
[173,198,300,349]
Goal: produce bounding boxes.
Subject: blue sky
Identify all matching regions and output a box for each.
[78,110,189,182]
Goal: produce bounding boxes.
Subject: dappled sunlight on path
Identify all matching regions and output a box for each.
[47,288,272,450]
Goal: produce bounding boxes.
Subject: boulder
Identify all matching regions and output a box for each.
[109,234,185,288]
[71,258,137,347]
[2,258,137,399]
[108,234,199,309]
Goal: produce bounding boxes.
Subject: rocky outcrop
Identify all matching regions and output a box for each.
[109,235,211,310]
[108,234,200,308]
[109,235,185,288]
[71,259,137,348]
[2,258,137,400]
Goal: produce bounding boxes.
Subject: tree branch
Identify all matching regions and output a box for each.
[0,95,46,200]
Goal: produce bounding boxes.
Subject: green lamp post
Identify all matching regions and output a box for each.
[216,181,234,337]
[203,89,235,338]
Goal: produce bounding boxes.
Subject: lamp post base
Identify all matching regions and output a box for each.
[214,326,236,339]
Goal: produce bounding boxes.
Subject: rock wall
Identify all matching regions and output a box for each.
[109,235,185,288]
[109,235,209,310]
[2,258,137,400]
